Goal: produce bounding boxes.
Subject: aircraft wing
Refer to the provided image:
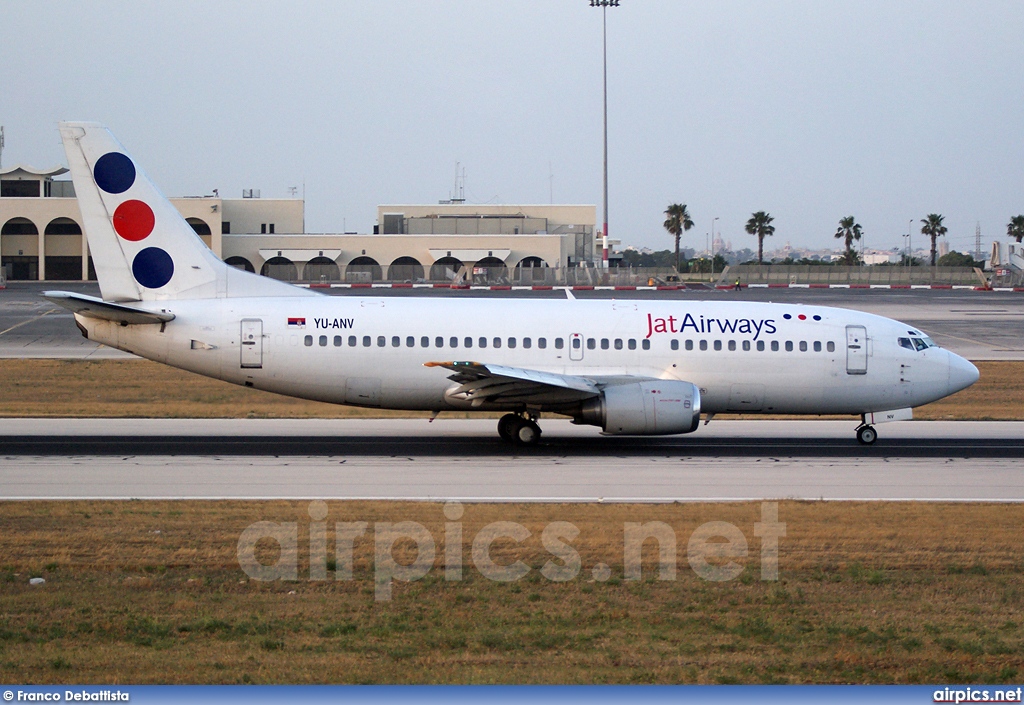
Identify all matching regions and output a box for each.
[424,360,604,406]
[43,291,175,325]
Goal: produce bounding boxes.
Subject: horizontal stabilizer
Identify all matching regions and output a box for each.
[43,291,175,325]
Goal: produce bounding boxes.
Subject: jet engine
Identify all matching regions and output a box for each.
[576,380,701,435]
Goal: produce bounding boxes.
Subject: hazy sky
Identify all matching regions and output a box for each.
[3,1,1022,254]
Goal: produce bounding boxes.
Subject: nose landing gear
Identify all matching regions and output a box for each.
[497,413,542,446]
[856,424,877,445]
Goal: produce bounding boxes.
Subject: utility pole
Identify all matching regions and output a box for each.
[590,0,619,268]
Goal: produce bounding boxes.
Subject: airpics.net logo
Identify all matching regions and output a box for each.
[236,501,786,601]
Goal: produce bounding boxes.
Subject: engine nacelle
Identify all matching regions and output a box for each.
[576,380,701,435]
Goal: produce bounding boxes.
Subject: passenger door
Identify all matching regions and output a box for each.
[240,319,263,369]
[846,325,867,375]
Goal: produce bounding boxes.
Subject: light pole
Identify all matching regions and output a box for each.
[907,219,913,266]
[590,0,619,269]
[711,217,719,278]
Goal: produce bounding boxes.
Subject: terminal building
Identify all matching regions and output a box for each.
[1,158,597,284]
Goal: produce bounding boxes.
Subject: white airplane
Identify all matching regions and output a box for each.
[45,122,979,446]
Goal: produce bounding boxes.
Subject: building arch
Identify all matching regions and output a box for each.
[1,218,40,280]
[388,256,424,282]
[260,256,298,281]
[514,256,549,283]
[472,256,508,284]
[345,256,381,282]
[429,256,463,282]
[43,218,84,280]
[304,256,341,282]
[225,256,255,273]
[186,218,213,249]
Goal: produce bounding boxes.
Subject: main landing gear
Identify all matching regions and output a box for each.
[497,413,542,446]
[856,423,877,445]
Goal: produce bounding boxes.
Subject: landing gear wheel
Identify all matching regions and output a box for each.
[497,414,520,442]
[514,419,542,446]
[856,425,877,445]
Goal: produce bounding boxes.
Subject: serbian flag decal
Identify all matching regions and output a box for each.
[288,317,306,328]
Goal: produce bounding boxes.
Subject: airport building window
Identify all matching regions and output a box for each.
[587,338,596,350]
[799,341,808,352]
[684,340,693,351]
[421,336,429,347]
[614,339,623,350]
[827,341,835,352]
[629,339,637,350]
[493,337,501,348]
[319,335,328,347]
[742,340,751,351]
[523,337,532,349]
[392,336,401,348]
[363,336,371,347]
[304,335,313,347]
[642,339,650,350]
[377,336,386,347]
[728,340,736,351]
[671,340,679,351]
[757,340,765,351]
[450,337,459,348]
[508,337,517,349]
[349,335,357,347]
[601,339,609,350]
[699,340,708,351]
[435,336,444,348]
[333,336,342,347]
[479,337,488,348]
[785,341,794,352]
[813,341,822,352]
[771,341,779,351]
[714,340,722,351]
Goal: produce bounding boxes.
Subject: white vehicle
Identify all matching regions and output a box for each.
[45,123,979,446]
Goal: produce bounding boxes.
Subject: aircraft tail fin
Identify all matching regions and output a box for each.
[58,122,312,302]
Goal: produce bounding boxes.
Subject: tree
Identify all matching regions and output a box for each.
[834,216,863,265]
[1008,215,1024,243]
[920,214,947,266]
[744,211,775,264]
[937,251,980,268]
[663,204,694,273]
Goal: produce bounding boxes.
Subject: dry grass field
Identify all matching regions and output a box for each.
[1,501,1023,684]
[0,359,1020,420]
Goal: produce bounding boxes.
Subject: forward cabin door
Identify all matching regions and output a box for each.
[845,325,867,375]
[240,319,264,369]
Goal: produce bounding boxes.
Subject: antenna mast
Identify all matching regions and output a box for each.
[975,222,982,262]
[0,126,5,169]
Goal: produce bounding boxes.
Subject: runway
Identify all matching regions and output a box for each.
[1,419,1022,501]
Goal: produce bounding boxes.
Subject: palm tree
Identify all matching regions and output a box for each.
[663,204,694,272]
[920,214,947,266]
[745,211,775,264]
[834,216,863,265]
[1008,215,1024,243]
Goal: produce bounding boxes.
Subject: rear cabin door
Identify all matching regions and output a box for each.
[240,319,263,369]
[845,325,867,375]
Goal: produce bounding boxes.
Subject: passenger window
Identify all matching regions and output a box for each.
[334,336,342,347]
[714,340,722,351]
[671,340,679,351]
[465,337,473,348]
[614,339,623,350]
[492,337,501,348]
[553,338,561,350]
[571,338,580,349]
[523,337,532,349]
[799,341,808,352]
[363,336,371,347]
[699,340,708,351]
[378,336,386,347]
[348,335,357,347]
[406,336,415,347]
[827,341,835,352]
[684,340,693,351]
[757,340,765,351]
[435,336,444,348]
[304,335,313,347]
[392,336,401,348]
[450,337,458,348]
[742,340,751,351]
[785,341,794,352]
[629,339,637,350]
[587,338,596,350]
[420,336,429,347]
[813,341,822,352]
[601,339,609,350]
[771,341,779,351]
[642,339,650,350]
[728,340,736,351]
[508,337,516,348]
[319,335,327,347]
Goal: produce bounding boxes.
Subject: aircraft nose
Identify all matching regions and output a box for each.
[947,351,980,395]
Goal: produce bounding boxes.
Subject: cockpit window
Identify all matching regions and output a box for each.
[912,337,929,351]
[901,335,937,351]
[898,337,915,351]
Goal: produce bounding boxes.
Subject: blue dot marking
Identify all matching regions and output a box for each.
[783,313,792,320]
[94,152,136,194]
[132,247,174,288]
